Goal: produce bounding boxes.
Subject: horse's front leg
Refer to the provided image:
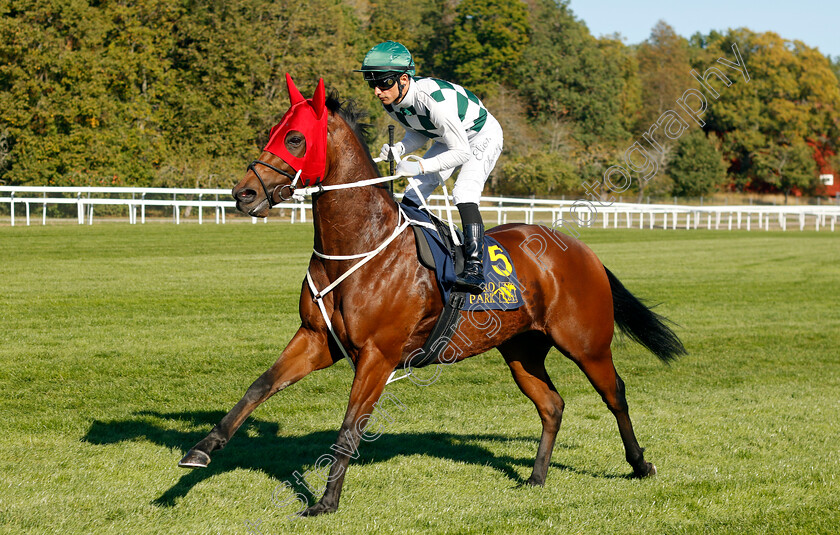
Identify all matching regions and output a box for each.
[300,343,394,516]
[179,327,333,468]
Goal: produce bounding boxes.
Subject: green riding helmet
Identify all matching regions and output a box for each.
[355,40,416,83]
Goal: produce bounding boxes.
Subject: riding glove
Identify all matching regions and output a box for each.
[378,142,405,162]
[396,159,425,177]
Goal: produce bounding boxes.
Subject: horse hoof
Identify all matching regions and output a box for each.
[637,462,657,478]
[300,502,336,517]
[178,449,211,468]
[523,476,545,487]
[633,461,657,478]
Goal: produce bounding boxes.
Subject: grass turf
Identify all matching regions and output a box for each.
[0,223,838,534]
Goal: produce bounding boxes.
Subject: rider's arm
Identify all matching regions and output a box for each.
[399,129,428,154]
[419,97,470,174]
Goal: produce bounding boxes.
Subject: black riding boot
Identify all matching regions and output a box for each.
[455,202,486,295]
[455,222,486,295]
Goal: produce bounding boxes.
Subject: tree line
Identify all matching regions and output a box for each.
[2,0,839,200]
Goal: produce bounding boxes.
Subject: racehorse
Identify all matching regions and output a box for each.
[178,75,686,517]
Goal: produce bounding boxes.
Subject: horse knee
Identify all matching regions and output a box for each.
[539,395,564,434]
[243,373,275,404]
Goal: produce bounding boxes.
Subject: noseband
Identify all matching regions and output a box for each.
[247,159,300,207]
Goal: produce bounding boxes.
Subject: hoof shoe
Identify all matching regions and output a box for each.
[633,461,657,478]
[178,449,210,468]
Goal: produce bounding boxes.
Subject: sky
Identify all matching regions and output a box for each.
[568,0,840,59]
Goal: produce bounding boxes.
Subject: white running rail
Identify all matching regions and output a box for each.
[2,186,838,231]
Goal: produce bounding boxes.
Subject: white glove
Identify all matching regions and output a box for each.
[396,158,425,177]
[378,142,405,162]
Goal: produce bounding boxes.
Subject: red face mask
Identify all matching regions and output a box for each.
[263,74,328,187]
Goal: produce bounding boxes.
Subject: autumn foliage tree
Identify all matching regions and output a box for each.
[698,29,840,198]
[2,0,840,200]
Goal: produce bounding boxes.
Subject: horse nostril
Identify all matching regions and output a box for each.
[236,188,257,203]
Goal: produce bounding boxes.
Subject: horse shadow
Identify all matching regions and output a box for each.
[81,409,623,508]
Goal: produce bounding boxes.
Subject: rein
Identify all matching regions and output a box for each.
[289,171,400,202]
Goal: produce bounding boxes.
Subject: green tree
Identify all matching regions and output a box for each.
[510,0,633,193]
[515,0,629,146]
[0,0,367,188]
[497,149,578,197]
[0,0,177,186]
[829,55,840,86]
[438,0,529,98]
[753,140,817,203]
[599,34,642,136]
[162,0,367,188]
[633,20,692,200]
[668,129,727,197]
[636,21,692,130]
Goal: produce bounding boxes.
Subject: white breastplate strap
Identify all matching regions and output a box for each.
[305,269,353,369]
[296,168,458,385]
[309,207,411,299]
[306,206,416,382]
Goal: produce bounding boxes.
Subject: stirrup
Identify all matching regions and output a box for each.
[454,270,485,295]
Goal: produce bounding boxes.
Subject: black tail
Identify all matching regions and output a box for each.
[604,267,686,363]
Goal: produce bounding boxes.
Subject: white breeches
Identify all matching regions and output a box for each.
[403,115,503,206]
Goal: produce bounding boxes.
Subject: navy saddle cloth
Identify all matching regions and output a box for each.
[401,203,522,311]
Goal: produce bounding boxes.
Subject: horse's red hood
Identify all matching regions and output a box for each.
[263,74,327,187]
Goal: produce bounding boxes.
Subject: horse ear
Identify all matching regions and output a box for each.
[286,73,305,105]
[312,78,326,118]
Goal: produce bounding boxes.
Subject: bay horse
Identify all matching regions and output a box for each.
[179,75,686,517]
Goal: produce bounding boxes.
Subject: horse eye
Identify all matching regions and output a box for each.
[288,135,303,146]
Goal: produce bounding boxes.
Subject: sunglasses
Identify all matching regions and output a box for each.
[367,76,398,90]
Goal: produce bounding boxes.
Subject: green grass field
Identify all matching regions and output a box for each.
[1,223,838,534]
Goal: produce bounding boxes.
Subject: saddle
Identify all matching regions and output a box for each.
[411,214,465,276]
[399,202,523,373]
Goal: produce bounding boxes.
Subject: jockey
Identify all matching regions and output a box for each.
[356,40,504,295]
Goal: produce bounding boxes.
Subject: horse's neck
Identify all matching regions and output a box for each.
[311,157,400,259]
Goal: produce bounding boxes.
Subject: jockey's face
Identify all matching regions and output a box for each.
[373,73,410,106]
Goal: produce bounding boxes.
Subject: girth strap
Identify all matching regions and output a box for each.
[410,290,467,369]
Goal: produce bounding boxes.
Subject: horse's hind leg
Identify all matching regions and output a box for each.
[499,332,563,486]
[572,347,655,478]
[179,327,332,468]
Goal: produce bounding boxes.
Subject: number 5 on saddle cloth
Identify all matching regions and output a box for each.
[402,203,522,311]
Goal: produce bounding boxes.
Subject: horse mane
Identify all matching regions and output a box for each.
[326,92,376,164]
